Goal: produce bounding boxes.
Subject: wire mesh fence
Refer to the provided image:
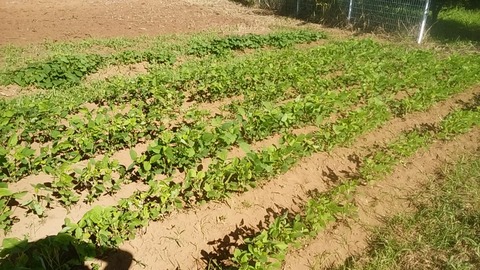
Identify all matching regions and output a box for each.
[344,0,428,34]
[242,0,431,43]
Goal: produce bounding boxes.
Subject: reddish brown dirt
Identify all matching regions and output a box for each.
[0,0,246,45]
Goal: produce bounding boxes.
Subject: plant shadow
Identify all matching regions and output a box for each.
[200,205,290,269]
[0,233,133,270]
[429,18,480,43]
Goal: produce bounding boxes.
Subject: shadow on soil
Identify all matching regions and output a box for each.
[201,206,290,269]
[0,233,133,270]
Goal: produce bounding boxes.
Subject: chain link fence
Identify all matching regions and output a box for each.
[240,0,431,43]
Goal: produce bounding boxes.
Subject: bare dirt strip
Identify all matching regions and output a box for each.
[94,89,478,270]
[0,0,322,45]
[0,0,243,45]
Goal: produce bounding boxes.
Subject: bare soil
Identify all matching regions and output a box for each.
[85,62,149,82]
[0,0,246,45]
[0,84,41,98]
[0,0,329,46]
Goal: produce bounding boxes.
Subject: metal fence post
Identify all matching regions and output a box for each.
[417,0,431,44]
[296,0,300,17]
[347,0,353,21]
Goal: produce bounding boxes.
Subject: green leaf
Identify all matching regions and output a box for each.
[143,161,152,171]
[86,206,104,223]
[129,149,137,161]
[12,191,27,199]
[0,188,13,197]
[150,154,161,164]
[7,134,18,148]
[239,142,252,154]
[275,242,289,250]
[1,237,25,250]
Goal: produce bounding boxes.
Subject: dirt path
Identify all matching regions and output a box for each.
[0,0,327,46]
[0,0,247,45]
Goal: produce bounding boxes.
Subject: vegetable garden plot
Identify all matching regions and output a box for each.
[0,30,479,269]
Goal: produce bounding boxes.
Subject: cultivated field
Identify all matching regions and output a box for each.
[0,1,479,270]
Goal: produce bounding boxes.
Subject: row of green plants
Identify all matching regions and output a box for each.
[0,40,416,182]
[0,31,328,157]
[4,97,476,269]
[0,78,360,184]
[219,101,480,270]
[5,37,476,150]
[0,80,362,231]
[230,183,356,270]
[1,82,366,211]
[1,41,402,228]
[59,73,479,248]
[0,30,326,89]
[3,39,478,184]
[0,104,164,182]
[187,30,326,56]
[50,102,403,243]
[1,39,349,151]
[0,31,325,149]
[0,37,364,147]
[59,99,390,247]
[359,102,480,182]
[1,42,478,268]
[1,52,173,89]
[1,40,479,233]
[2,48,458,211]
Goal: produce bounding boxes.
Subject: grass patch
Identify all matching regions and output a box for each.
[429,8,480,44]
[335,153,480,270]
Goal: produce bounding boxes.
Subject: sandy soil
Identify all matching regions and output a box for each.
[85,62,149,82]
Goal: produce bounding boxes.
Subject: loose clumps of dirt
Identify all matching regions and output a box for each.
[85,62,149,82]
[0,84,41,99]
